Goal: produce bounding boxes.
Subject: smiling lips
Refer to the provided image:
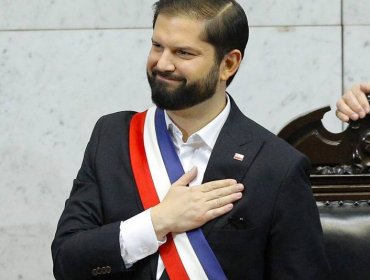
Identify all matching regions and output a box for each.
[157,75,181,83]
[153,70,185,83]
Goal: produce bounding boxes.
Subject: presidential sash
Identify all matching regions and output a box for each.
[129,106,227,280]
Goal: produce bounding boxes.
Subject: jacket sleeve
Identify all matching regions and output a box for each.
[51,117,127,280]
[268,155,331,280]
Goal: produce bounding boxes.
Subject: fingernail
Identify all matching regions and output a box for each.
[189,166,197,172]
[237,184,244,191]
[351,113,359,120]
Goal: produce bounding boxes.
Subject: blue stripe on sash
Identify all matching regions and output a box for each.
[154,108,227,280]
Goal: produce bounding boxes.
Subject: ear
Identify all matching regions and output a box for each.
[219,50,242,82]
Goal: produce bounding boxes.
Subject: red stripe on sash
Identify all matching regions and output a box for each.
[129,111,189,280]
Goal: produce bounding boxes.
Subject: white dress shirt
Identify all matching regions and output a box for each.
[119,96,231,278]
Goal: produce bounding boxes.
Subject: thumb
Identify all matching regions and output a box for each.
[173,167,197,187]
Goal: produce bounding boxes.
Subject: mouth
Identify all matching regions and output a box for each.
[151,69,184,84]
[156,74,182,83]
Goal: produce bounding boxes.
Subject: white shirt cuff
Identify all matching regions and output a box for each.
[119,208,163,266]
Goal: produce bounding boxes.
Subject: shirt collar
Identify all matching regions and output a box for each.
[164,95,231,149]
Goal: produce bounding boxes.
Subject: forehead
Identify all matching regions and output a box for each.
[152,14,213,50]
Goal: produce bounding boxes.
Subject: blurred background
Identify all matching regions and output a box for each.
[1,0,369,279]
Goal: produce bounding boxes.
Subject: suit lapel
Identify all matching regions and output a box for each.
[202,97,264,236]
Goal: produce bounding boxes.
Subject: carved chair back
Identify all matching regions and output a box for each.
[278,106,370,280]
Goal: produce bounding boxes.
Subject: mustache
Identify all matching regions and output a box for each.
[151,69,185,82]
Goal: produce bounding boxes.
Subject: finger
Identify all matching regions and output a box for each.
[352,85,370,115]
[207,192,243,210]
[336,98,359,121]
[201,179,237,192]
[206,203,234,220]
[206,183,244,201]
[335,110,350,122]
[359,82,370,94]
[173,167,197,187]
[342,90,365,114]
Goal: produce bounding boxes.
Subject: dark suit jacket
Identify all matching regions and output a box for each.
[52,98,330,279]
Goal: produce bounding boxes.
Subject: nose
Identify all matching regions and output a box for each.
[156,50,175,72]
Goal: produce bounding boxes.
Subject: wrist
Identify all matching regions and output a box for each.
[151,205,170,241]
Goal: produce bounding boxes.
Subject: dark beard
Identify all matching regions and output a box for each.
[147,63,219,110]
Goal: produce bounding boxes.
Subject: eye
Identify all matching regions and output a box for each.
[151,42,163,50]
[176,49,193,57]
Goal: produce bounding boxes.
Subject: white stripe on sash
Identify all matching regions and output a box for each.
[143,107,208,280]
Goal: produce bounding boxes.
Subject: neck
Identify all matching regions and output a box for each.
[167,91,227,141]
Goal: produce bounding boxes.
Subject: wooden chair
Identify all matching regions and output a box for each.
[278,106,370,280]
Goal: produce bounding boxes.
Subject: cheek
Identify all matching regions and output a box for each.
[146,51,158,70]
[184,63,211,80]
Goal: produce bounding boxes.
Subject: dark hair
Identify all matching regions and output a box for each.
[152,0,249,86]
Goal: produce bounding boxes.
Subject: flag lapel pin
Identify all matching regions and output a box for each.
[233,153,244,161]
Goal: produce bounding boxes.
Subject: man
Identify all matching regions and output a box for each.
[336,83,370,122]
[52,0,330,279]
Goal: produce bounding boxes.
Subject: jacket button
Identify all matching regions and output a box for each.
[96,267,102,274]
[106,266,111,273]
[101,267,107,274]
[91,269,98,276]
